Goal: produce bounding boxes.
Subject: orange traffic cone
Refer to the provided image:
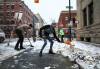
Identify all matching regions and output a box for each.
[65,40,73,48]
[65,40,71,45]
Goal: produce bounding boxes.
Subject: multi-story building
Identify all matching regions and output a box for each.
[33,14,44,38]
[77,0,100,43]
[58,10,77,37]
[0,0,34,37]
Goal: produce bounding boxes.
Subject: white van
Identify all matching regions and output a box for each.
[0,29,5,43]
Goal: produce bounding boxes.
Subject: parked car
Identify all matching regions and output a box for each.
[0,29,5,43]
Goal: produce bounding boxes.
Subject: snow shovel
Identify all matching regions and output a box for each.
[27,38,34,47]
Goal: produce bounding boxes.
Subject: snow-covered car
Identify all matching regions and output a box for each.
[0,29,5,43]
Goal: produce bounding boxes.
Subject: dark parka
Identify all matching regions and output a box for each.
[39,25,60,42]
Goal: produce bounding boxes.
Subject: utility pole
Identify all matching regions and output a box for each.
[7,0,12,46]
[32,16,36,42]
[68,0,72,41]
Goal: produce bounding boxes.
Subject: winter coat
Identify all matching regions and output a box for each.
[39,25,60,42]
[59,29,64,36]
[15,28,23,37]
[15,24,29,37]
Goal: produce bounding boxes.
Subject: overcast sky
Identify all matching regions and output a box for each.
[22,0,77,24]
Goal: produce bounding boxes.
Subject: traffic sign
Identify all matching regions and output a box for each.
[66,6,73,9]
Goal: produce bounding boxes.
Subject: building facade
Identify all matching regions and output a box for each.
[77,0,100,43]
[0,0,34,37]
[58,10,77,37]
[33,14,44,38]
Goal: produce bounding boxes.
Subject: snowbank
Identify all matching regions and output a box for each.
[53,41,100,69]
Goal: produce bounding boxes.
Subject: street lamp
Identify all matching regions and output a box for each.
[7,0,12,46]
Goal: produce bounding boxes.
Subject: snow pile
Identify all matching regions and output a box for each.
[53,41,100,69]
[0,38,32,61]
[44,66,51,69]
[44,65,56,69]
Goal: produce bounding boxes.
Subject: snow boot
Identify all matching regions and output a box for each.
[48,50,55,54]
[20,47,25,50]
[39,51,42,57]
[14,48,20,51]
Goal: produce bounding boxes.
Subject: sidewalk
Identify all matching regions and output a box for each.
[0,38,33,61]
[79,41,100,47]
[75,41,100,54]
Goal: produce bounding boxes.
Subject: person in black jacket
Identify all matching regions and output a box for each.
[39,25,60,57]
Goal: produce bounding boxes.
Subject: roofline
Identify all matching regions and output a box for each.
[61,10,77,13]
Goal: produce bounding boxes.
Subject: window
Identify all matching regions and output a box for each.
[83,8,87,26]
[19,5,22,9]
[11,12,14,16]
[0,5,3,9]
[10,20,15,24]
[85,37,91,42]
[7,5,10,9]
[11,5,14,9]
[80,37,84,41]
[0,20,3,24]
[7,12,10,16]
[88,2,93,25]
[0,13,3,16]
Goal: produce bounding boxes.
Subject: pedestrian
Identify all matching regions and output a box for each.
[59,28,64,43]
[39,25,60,57]
[14,24,32,50]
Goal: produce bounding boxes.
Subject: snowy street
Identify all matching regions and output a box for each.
[1,0,100,69]
[0,47,75,69]
[0,38,100,69]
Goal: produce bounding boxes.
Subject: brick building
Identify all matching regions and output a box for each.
[58,10,77,37]
[0,0,34,37]
[77,0,100,43]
